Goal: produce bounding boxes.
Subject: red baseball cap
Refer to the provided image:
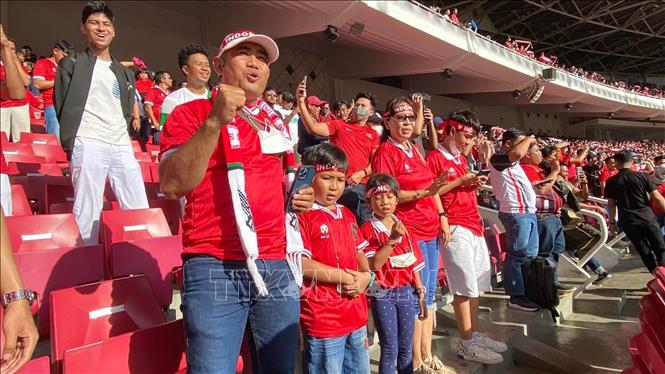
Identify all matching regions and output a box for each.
[306,96,326,106]
[216,30,279,64]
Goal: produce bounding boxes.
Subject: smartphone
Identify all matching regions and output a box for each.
[303,75,307,86]
[286,165,315,211]
[478,169,491,176]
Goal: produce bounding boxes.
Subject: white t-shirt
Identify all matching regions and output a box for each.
[159,87,209,127]
[77,59,130,145]
[274,104,299,144]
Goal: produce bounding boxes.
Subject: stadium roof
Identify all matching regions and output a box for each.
[421,0,665,77]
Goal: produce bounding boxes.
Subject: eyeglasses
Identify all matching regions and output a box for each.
[392,115,416,123]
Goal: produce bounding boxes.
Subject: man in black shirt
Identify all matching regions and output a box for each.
[605,150,665,273]
[583,152,602,197]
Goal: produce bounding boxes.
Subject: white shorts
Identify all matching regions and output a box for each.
[441,225,492,298]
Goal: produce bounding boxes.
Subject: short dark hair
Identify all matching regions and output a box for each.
[354,92,377,110]
[263,86,276,93]
[154,71,170,84]
[447,109,481,135]
[82,1,114,24]
[604,155,616,163]
[541,145,556,159]
[281,92,295,104]
[302,143,348,173]
[654,155,665,164]
[332,100,348,114]
[177,44,208,69]
[614,150,634,163]
[502,128,523,143]
[53,39,75,56]
[365,173,400,200]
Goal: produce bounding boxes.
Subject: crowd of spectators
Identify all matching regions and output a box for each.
[423,3,664,99]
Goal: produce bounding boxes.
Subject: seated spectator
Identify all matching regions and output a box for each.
[537,52,551,64]
[450,8,460,25]
[262,86,278,109]
[442,9,451,21]
[504,36,514,49]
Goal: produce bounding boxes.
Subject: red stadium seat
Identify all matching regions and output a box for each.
[134,152,153,163]
[99,208,172,275]
[10,175,71,214]
[149,198,182,235]
[631,332,665,374]
[647,279,665,312]
[45,184,75,213]
[1,142,44,163]
[111,235,183,307]
[10,184,33,216]
[15,244,105,337]
[0,131,8,143]
[144,182,165,201]
[6,213,84,252]
[17,356,51,374]
[131,140,142,152]
[150,163,160,182]
[6,161,63,177]
[628,334,649,374]
[18,132,60,145]
[655,266,665,288]
[62,320,187,374]
[31,144,68,163]
[639,295,665,357]
[50,275,166,373]
[48,202,75,215]
[139,161,153,183]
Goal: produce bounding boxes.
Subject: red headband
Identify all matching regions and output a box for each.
[315,163,347,173]
[447,119,478,135]
[366,184,396,199]
[383,104,414,119]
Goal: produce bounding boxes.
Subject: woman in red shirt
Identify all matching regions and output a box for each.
[371,97,452,373]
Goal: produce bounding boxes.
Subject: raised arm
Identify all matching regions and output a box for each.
[508,135,536,163]
[295,81,330,137]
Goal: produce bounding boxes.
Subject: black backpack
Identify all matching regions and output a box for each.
[522,257,559,321]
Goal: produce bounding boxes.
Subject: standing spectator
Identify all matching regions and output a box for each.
[143,70,172,145]
[298,144,371,373]
[582,152,603,197]
[450,8,460,25]
[262,86,278,109]
[426,110,507,365]
[297,95,328,156]
[55,1,148,244]
[273,92,299,148]
[606,150,665,273]
[600,156,618,197]
[372,97,451,374]
[33,38,74,141]
[362,173,427,373]
[134,69,153,97]
[488,129,540,311]
[333,99,349,121]
[159,29,314,373]
[19,45,36,64]
[159,44,211,134]
[299,89,380,225]
[0,31,31,141]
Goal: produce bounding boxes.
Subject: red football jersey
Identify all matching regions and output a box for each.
[299,204,369,338]
[361,216,424,288]
[159,99,287,261]
[135,78,154,95]
[372,139,439,241]
[32,58,57,107]
[0,63,28,107]
[427,145,484,237]
[144,86,169,122]
[327,119,379,183]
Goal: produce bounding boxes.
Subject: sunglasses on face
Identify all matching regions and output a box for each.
[392,114,416,123]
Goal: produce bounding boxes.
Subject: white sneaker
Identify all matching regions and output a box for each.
[457,342,504,365]
[474,332,508,353]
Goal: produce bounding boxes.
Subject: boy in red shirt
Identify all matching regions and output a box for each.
[299,143,372,373]
[426,110,507,365]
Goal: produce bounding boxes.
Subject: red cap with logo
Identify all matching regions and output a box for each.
[306,96,326,106]
[216,30,280,64]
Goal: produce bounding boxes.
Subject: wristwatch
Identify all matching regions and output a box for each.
[1,289,37,308]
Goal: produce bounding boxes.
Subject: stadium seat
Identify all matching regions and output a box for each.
[646,279,665,312]
[144,182,166,201]
[111,235,183,307]
[17,356,51,374]
[150,163,160,182]
[131,140,142,152]
[639,295,665,358]
[45,184,75,213]
[10,184,33,216]
[484,224,505,277]
[15,244,105,337]
[134,152,153,163]
[1,142,45,163]
[631,332,665,374]
[0,131,8,143]
[62,320,187,374]
[50,275,166,373]
[6,213,84,252]
[139,161,153,183]
[6,161,63,177]
[149,198,182,235]
[31,143,68,163]
[655,266,665,288]
[10,175,71,214]
[628,334,649,374]
[99,208,172,275]
[18,132,60,145]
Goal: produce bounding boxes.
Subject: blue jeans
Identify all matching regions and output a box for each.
[44,105,59,141]
[370,286,417,374]
[182,256,300,374]
[537,215,565,284]
[338,183,372,226]
[498,212,539,296]
[418,237,440,307]
[303,326,370,374]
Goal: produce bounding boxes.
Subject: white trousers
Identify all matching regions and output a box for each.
[1,173,11,216]
[0,104,30,142]
[71,137,149,245]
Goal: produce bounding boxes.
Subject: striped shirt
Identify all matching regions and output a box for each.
[489,152,536,214]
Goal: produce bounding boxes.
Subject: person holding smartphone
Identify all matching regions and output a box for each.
[426,110,507,365]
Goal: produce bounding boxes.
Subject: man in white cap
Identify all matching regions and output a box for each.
[159,30,314,373]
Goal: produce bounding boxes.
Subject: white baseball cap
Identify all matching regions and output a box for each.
[216,30,279,64]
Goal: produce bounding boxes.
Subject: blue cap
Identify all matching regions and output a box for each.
[433,116,444,127]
